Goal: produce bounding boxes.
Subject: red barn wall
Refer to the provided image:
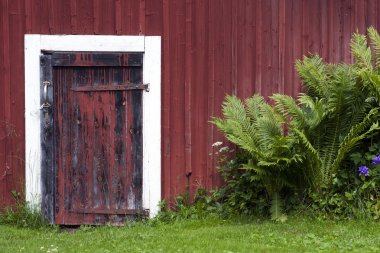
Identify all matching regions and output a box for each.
[1,0,380,208]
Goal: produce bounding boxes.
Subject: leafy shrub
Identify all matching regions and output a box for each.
[307,139,380,220]
[346,141,380,219]
[0,191,47,228]
[212,146,270,217]
[212,95,307,221]
[211,27,380,220]
[152,188,222,224]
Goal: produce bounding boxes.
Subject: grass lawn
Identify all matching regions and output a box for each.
[1,216,380,253]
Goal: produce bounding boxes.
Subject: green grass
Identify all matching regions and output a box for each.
[1,216,380,253]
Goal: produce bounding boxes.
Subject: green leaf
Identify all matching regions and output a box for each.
[345,192,353,201]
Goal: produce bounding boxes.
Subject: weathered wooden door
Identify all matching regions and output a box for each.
[40,52,146,225]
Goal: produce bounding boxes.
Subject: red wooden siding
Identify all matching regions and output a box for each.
[1,0,380,208]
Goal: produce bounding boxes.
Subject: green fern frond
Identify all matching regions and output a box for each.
[368,26,380,69]
[245,95,265,123]
[296,55,327,98]
[332,108,380,174]
[359,70,380,103]
[271,94,308,129]
[298,95,328,127]
[212,95,259,155]
[351,32,373,71]
[255,117,282,148]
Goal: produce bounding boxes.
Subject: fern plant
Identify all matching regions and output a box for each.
[272,93,379,189]
[289,27,380,188]
[213,27,380,219]
[212,95,304,220]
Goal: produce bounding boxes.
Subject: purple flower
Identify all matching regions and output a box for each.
[372,155,380,165]
[358,166,370,176]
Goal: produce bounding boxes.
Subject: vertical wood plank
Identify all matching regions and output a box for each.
[176,0,186,196]
[237,0,255,98]
[308,0,320,54]
[76,0,94,34]
[139,0,146,34]
[320,0,329,61]
[9,0,26,207]
[212,0,226,182]
[0,0,6,208]
[162,0,171,201]
[2,0,12,207]
[278,0,285,94]
[191,0,210,194]
[301,0,309,62]
[25,0,32,33]
[231,0,238,96]
[342,0,353,63]
[145,0,163,35]
[292,0,302,94]
[93,0,100,34]
[207,0,216,188]
[47,0,55,33]
[261,0,272,96]
[31,0,49,34]
[115,0,122,35]
[168,0,180,197]
[203,0,212,191]
[271,0,279,95]
[184,0,193,187]
[120,0,132,34]
[355,0,367,33]
[70,0,77,34]
[40,55,54,223]
[50,0,71,34]
[255,0,262,94]
[367,0,377,28]
[337,0,344,62]
[99,0,115,34]
[283,0,293,95]
[130,90,143,210]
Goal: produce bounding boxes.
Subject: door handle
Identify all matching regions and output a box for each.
[40,81,51,110]
[43,81,50,102]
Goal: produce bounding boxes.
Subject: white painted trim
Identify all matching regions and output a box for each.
[24,35,161,218]
[143,37,161,217]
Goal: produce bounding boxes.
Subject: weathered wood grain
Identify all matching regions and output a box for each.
[52,53,143,225]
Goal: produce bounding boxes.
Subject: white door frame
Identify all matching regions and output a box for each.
[24,35,161,217]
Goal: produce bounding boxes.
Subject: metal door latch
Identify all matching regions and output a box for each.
[40,81,51,110]
[40,102,51,110]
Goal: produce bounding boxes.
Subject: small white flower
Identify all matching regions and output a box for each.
[212,141,223,147]
[219,146,229,152]
[40,247,45,250]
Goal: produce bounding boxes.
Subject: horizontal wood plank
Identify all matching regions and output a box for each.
[49,52,143,66]
[71,83,148,92]
[70,208,149,216]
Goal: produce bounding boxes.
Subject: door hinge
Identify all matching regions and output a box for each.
[144,83,150,92]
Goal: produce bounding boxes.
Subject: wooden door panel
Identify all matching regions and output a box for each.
[50,54,143,225]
